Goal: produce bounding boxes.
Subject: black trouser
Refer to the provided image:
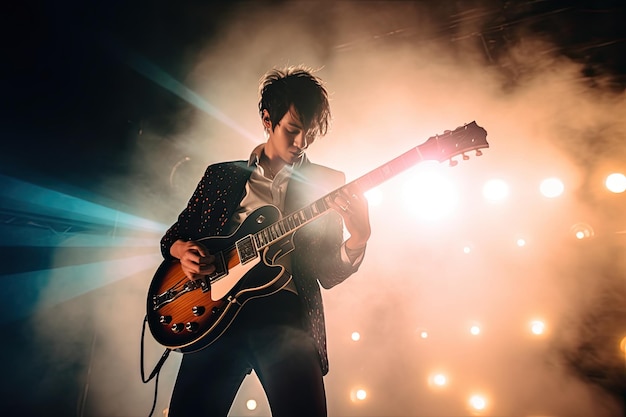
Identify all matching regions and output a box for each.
[167,291,327,417]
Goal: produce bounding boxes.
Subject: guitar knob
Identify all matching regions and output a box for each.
[185,322,199,333]
[159,315,172,325]
[192,306,205,316]
[171,323,184,333]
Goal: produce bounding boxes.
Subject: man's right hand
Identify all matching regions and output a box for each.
[170,240,216,280]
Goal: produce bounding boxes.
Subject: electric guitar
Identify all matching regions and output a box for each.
[146,121,489,352]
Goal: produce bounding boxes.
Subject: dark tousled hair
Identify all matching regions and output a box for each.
[258,66,331,138]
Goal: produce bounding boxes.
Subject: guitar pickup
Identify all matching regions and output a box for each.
[236,235,258,265]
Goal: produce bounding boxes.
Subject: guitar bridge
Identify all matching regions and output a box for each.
[152,279,204,310]
[152,252,228,310]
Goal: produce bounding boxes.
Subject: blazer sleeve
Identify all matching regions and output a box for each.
[160,161,251,260]
[289,165,363,289]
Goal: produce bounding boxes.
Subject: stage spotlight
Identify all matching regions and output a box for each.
[350,388,368,402]
[416,327,429,339]
[428,372,449,389]
[516,238,527,247]
[462,242,475,254]
[482,179,509,202]
[351,331,361,342]
[468,394,488,412]
[402,171,459,221]
[470,325,481,336]
[355,389,367,400]
[539,177,564,198]
[569,222,594,240]
[245,399,257,411]
[605,173,626,193]
[364,188,383,206]
[530,320,546,336]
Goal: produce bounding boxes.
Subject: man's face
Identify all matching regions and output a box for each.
[264,105,316,165]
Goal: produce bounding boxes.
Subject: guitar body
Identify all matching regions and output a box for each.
[146,205,293,353]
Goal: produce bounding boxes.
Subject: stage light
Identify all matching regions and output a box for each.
[468,394,488,412]
[356,389,367,400]
[364,188,383,206]
[470,325,481,336]
[116,45,258,142]
[401,170,459,221]
[433,374,447,386]
[461,241,475,254]
[350,388,368,402]
[605,172,626,193]
[482,178,509,202]
[5,253,163,321]
[569,222,594,240]
[0,174,167,233]
[516,238,526,247]
[245,399,257,411]
[428,372,448,388]
[539,177,564,198]
[0,174,169,320]
[530,320,546,335]
[416,327,429,339]
[351,331,361,342]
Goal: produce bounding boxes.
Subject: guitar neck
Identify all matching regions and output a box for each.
[253,121,487,250]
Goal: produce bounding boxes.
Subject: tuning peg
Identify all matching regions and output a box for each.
[449,159,458,167]
[476,150,483,156]
[462,153,470,161]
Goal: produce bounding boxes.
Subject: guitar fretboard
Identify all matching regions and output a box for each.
[252,121,486,250]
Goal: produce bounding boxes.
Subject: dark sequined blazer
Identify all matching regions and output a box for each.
[160,156,362,375]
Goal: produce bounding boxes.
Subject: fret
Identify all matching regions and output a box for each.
[302,206,312,221]
[314,199,326,213]
[278,220,286,235]
[270,224,279,240]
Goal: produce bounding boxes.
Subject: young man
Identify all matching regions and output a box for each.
[160,66,371,417]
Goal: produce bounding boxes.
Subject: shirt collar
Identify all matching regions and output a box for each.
[248,143,309,171]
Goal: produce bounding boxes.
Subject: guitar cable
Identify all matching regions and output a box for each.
[140,315,172,417]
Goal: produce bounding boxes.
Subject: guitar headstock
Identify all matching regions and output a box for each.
[419,121,489,165]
